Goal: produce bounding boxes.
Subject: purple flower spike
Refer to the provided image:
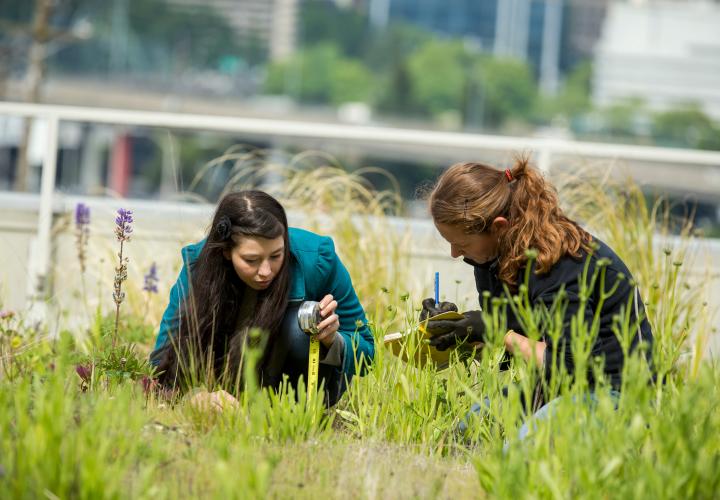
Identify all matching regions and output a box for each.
[143,262,159,294]
[75,202,90,228]
[114,208,134,242]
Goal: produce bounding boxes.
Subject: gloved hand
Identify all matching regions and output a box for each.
[419,298,458,322]
[426,310,486,351]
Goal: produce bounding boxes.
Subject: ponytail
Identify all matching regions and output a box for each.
[429,155,592,289]
[499,155,592,287]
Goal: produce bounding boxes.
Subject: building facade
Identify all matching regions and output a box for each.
[169,0,299,61]
[593,1,720,119]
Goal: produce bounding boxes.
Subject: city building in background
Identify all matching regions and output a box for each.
[371,0,608,96]
[562,0,610,71]
[594,0,720,119]
[169,0,299,61]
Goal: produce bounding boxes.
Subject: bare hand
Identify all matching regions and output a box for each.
[188,389,239,412]
[316,294,339,348]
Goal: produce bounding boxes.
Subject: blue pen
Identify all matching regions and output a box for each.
[434,272,439,307]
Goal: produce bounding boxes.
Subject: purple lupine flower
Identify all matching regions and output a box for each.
[114,208,134,242]
[75,203,91,274]
[143,262,159,293]
[112,208,133,346]
[75,202,90,228]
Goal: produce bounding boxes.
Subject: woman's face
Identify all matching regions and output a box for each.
[434,220,504,265]
[225,235,285,290]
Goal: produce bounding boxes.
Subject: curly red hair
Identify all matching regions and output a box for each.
[429,155,593,289]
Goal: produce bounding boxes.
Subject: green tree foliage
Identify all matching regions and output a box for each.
[652,104,720,150]
[535,61,592,123]
[479,57,536,128]
[600,98,647,138]
[265,43,373,105]
[365,24,432,116]
[3,0,244,74]
[329,59,373,105]
[405,41,536,127]
[127,1,240,70]
[299,1,369,59]
[406,40,466,117]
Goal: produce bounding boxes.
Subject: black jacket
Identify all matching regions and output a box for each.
[469,237,654,389]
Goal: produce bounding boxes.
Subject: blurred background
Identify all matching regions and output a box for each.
[0,0,719,215]
[0,0,719,344]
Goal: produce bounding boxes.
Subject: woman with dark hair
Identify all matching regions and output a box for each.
[150,190,373,406]
[421,157,654,429]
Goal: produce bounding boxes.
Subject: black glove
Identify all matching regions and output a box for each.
[426,310,486,351]
[419,298,458,322]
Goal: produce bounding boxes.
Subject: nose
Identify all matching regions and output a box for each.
[258,260,272,278]
[450,244,463,259]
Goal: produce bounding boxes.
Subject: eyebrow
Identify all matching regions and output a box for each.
[241,246,284,258]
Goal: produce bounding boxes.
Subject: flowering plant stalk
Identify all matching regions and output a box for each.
[143,262,158,317]
[112,208,133,347]
[74,202,91,307]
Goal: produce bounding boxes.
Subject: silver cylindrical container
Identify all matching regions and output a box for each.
[297,301,322,335]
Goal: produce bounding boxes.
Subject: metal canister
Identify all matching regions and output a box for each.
[297,300,322,335]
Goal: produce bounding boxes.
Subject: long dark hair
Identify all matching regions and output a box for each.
[155,190,291,390]
[430,156,593,289]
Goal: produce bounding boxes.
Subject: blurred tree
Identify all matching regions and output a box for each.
[299,1,369,58]
[3,0,244,76]
[125,1,240,72]
[265,43,373,106]
[329,59,374,105]
[406,40,466,117]
[1,0,96,191]
[601,98,647,138]
[534,61,592,123]
[368,24,431,116]
[404,41,537,128]
[652,104,720,151]
[479,57,536,128]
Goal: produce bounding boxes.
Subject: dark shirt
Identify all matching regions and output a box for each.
[468,237,654,389]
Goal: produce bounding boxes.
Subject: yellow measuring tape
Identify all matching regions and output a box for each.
[307,335,320,403]
[298,300,323,404]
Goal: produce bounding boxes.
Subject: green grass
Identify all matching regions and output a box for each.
[1,310,719,499]
[1,163,718,499]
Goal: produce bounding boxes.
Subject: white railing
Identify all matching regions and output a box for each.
[1,100,720,322]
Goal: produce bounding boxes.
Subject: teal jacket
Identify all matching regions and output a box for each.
[152,227,374,378]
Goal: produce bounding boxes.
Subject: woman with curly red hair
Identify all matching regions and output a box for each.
[422,157,654,413]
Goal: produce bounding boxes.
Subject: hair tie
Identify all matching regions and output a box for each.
[504,169,513,183]
[215,215,232,240]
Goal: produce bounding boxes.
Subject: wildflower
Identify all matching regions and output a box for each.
[75,363,92,382]
[0,310,14,320]
[75,202,90,227]
[112,208,134,346]
[143,262,159,294]
[114,208,134,242]
[74,202,90,275]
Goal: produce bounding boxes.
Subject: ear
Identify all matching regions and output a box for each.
[489,216,509,234]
